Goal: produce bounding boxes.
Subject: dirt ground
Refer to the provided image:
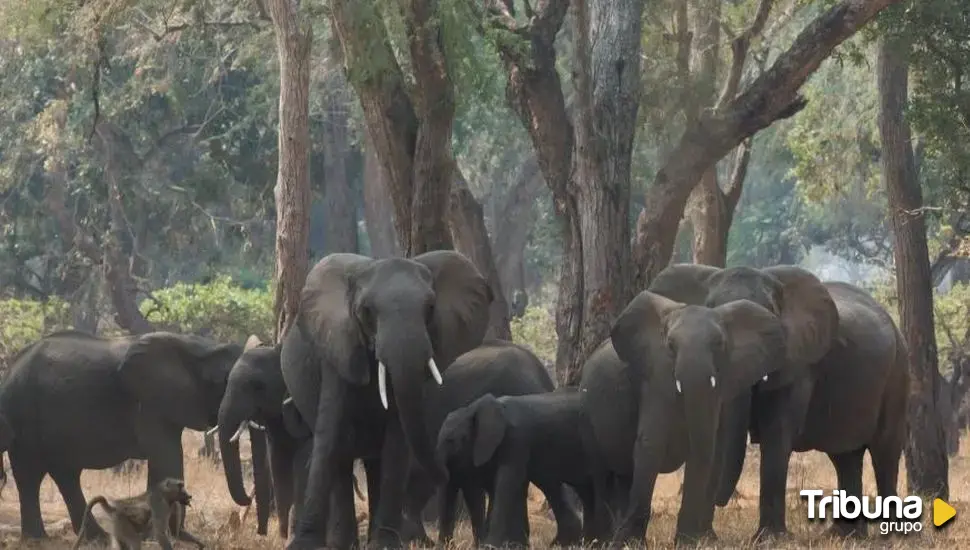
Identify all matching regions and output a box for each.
[0,431,968,549]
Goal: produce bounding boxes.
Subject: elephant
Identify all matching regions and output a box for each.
[216,336,366,541]
[583,288,790,546]
[399,339,575,548]
[0,329,247,542]
[436,389,596,549]
[647,264,909,539]
[281,250,492,550]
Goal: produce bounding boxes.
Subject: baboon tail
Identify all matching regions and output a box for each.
[72,496,111,550]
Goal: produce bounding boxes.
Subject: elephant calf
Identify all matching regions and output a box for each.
[436,389,595,549]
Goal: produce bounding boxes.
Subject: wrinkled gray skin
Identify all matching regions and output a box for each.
[218,341,366,542]
[585,287,789,547]
[399,340,569,548]
[649,265,909,540]
[0,330,242,543]
[281,251,492,550]
[437,389,596,549]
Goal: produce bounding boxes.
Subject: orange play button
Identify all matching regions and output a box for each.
[934,498,956,527]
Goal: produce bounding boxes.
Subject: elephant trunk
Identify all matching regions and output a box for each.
[377,334,446,483]
[678,360,720,537]
[714,390,752,506]
[217,401,253,507]
[250,426,272,535]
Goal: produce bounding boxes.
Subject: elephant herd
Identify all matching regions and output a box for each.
[0,250,909,549]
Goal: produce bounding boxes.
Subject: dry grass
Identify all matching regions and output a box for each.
[0,431,968,549]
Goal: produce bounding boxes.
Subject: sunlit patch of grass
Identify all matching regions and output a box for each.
[0,431,967,548]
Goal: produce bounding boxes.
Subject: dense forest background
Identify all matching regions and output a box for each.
[1,0,968,499]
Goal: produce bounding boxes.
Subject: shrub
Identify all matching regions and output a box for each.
[510,306,557,365]
[140,275,274,344]
[0,297,72,372]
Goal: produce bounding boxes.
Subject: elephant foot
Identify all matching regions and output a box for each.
[400,516,432,547]
[286,533,329,550]
[607,531,645,550]
[367,527,405,550]
[551,520,584,547]
[674,529,717,547]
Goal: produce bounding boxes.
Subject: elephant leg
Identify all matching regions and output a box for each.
[435,479,461,547]
[362,457,381,538]
[140,420,186,539]
[535,481,582,547]
[11,455,47,539]
[368,417,410,550]
[575,482,601,545]
[870,401,905,500]
[49,467,109,542]
[588,468,616,545]
[826,448,867,538]
[481,463,531,549]
[327,463,361,550]
[289,387,344,550]
[269,435,297,539]
[401,467,434,547]
[290,438,312,538]
[462,481,488,546]
[251,428,272,537]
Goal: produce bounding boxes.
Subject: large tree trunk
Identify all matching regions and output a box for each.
[877,36,949,500]
[688,141,750,266]
[266,0,313,342]
[363,139,400,257]
[631,0,903,288]
[494,158,543,312]
[447,165,512,340]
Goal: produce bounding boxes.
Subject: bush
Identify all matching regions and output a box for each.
[140,275,274,344]
[510,306,557,365]
[0,297,72,372]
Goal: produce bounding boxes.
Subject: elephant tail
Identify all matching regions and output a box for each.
[0,452,7,500]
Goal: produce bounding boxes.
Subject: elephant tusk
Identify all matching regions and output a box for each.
[675,380,682,394]
[229,421,248,443]
[205,426,218,437]
[378,361,389,410]
[428,357,442,385]
[710,376,716,388]
[248,421,266,431]
[283,396,293,406]
[763,374,769,382]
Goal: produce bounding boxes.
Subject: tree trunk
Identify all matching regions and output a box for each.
[631,0,904,289]
[494,158,543,311]
[320,89,359,255]
[877,36,949,500]
[688,141,750,266]
[447,165,512,340]
[363,138,400,257]
[266,0,313,343]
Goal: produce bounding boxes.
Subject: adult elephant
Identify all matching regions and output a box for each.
[649,265,907,539]
[400,339,573,548]
[0,329,246,542]
[281,251,492,550]
[584,289,789,546]
[216,336,366,541]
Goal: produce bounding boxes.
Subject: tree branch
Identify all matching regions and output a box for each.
[715,0,774,109]
[724,137,752,211]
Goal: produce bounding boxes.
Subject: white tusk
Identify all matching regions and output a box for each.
[283,396,293,406]
[710,376,716,388]
[229,421,248,443]
[378,361,389,409]
[675,380,682,394]
[763,375,769,382]
[428,357,443,385]
[248,421,266,431]
[205,426,218,437]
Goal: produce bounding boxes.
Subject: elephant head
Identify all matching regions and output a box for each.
[118,331,244,431]
[436,394,507,469]
[217,335,283,507]
[295,250,492,480]
[611,291,787,521]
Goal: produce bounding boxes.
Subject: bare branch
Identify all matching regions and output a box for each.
[715,0,775,110]
[724,138,752,211]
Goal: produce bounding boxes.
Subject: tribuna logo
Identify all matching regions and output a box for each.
[800,490,924,534]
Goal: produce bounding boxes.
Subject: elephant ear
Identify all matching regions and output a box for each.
[471,395,507,467]
[412,250,492,369]
[648,263,721,305]
[762,266,839,368]
[299,253,374,386]
[713,300,788,398]
[119,332,240,431]
[610,290,684,380]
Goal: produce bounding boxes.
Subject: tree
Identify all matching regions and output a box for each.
[265,0,313,342]
[877,35,949,499]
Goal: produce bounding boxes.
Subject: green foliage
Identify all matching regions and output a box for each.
[0,297,72,372]
[510,306,556,365]
[140,275,274,344]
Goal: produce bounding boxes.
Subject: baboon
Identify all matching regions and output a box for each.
[72,477,204,550]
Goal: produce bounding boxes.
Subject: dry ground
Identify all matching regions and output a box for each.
[0,431,968,549]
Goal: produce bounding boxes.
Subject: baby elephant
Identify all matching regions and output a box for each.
[436,389,596,548]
